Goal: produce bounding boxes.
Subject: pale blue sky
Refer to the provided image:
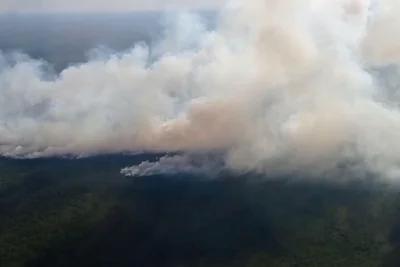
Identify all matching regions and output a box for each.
[1,0,225,12]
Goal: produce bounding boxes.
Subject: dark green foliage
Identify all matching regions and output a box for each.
[0,155,399,267]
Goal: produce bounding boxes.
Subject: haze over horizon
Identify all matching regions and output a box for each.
[0,0,225,13]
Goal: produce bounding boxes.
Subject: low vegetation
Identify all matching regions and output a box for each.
[0,156,399,267]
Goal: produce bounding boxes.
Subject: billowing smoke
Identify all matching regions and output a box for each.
[2,0,400,179]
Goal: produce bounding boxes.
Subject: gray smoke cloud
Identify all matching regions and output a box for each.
[2,0,400,179]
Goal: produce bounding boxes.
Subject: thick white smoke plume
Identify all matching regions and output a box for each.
[2,0,400,179]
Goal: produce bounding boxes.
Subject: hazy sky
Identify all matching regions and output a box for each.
[1,0,225,13]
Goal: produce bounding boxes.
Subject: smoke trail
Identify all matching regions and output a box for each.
[2,0,400,179]
[121,153,226,177]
